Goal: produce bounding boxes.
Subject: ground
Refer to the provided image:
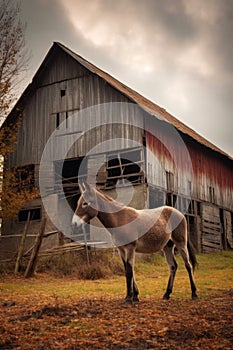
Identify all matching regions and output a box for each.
[0,252,232,349]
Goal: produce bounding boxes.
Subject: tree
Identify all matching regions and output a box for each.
[0,0,28,125]
[0,0,38,221]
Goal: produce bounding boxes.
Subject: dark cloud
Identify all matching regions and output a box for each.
[21,0,94,71]
[20,0,233,155]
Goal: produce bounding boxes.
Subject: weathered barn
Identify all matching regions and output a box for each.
[1,42,233,258]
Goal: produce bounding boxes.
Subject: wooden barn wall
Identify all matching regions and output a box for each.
[145,118,194,197]
[36,49,92,86]
[186,141,233,210]
[8,57,144,168]
[145,120,233,211]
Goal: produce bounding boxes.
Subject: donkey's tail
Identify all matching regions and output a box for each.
[187,240,198,272]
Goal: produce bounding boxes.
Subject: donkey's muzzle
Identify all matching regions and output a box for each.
[72,214,85,231]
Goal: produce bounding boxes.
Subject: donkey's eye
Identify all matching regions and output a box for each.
[82,202,89,208]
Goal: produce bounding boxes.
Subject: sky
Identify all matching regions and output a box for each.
[19,0,233,156]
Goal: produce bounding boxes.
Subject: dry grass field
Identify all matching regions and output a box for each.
[0,251,232,349]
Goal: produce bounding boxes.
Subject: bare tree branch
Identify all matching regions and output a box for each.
[0,0,29,124]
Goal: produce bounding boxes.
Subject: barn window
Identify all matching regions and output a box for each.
[56,113,60,129]
[166,193,177,207]
[65,112,69,128]
[166,171,174,192]
[197,201,201,216]
[188,180,192,194]
[106,148,144,188]
[18,207,41,222]
[60,89,66,97]
[187,200,195,215]
[209,186,215,203]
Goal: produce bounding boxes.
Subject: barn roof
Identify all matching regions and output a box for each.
[2,42,232,161]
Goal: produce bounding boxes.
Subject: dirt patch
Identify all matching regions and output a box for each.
[0,290,232,349]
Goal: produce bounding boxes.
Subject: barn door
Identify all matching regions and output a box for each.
[201,203,222,252]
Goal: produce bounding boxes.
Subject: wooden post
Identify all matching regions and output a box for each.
[24,218,46,278]
[14,212,30,274]
[83,225,90,266]
[58,231,65,246]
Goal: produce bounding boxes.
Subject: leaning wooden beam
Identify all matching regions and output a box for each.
[14,212,30,274]
[43,230,58,238]
[24,218,46,278]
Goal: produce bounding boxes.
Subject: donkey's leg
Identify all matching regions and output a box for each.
[119,246,137,303]
[163,241,178,300]
[179,246,198,300]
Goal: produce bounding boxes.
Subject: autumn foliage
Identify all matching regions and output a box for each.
[0,251,232,349]
[0,1,38,220]
[0,281,232,349]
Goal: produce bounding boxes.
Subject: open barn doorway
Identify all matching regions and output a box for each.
[54,157,87,211]
[54,157,89,242]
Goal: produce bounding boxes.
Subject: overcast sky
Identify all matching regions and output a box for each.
[20,0,233,156]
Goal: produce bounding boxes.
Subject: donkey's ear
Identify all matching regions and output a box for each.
[83,182,92,193]
[79,182,86,193]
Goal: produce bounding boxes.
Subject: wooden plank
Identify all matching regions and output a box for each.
[14,212,31,274]
[202,239,222,249]
[202,232,221,241]
[202,227,221,235]
[24,218,47,278]
[203,221,222,229]
[201,204,220,223]
[202,245,221,253]
[202,238,221,247]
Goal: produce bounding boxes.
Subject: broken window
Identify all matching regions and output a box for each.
[54,157,87,195]
[106,148,144,188]
[18,207,41,222]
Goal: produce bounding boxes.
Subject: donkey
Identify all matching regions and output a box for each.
[72,182,198,302]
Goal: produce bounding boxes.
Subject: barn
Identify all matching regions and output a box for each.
[1,42,233,258]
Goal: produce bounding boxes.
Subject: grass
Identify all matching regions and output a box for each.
[0,251,232,303]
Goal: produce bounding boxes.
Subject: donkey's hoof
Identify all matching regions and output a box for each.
[192,293,198,300]
[133,296,140,303]
[162,293,170,300]
[124,297,133,304]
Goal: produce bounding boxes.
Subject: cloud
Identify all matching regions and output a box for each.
[21,0,233,155]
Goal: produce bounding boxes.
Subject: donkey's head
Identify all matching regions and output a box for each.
[72,182,98,230]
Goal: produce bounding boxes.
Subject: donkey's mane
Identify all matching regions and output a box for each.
[96,188,125,208]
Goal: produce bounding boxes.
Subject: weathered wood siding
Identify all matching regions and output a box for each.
[8,51,144,167]
[145,117,194,197]
[145,123,233,211]
[201,203,222,252]
[187,141,233,210]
